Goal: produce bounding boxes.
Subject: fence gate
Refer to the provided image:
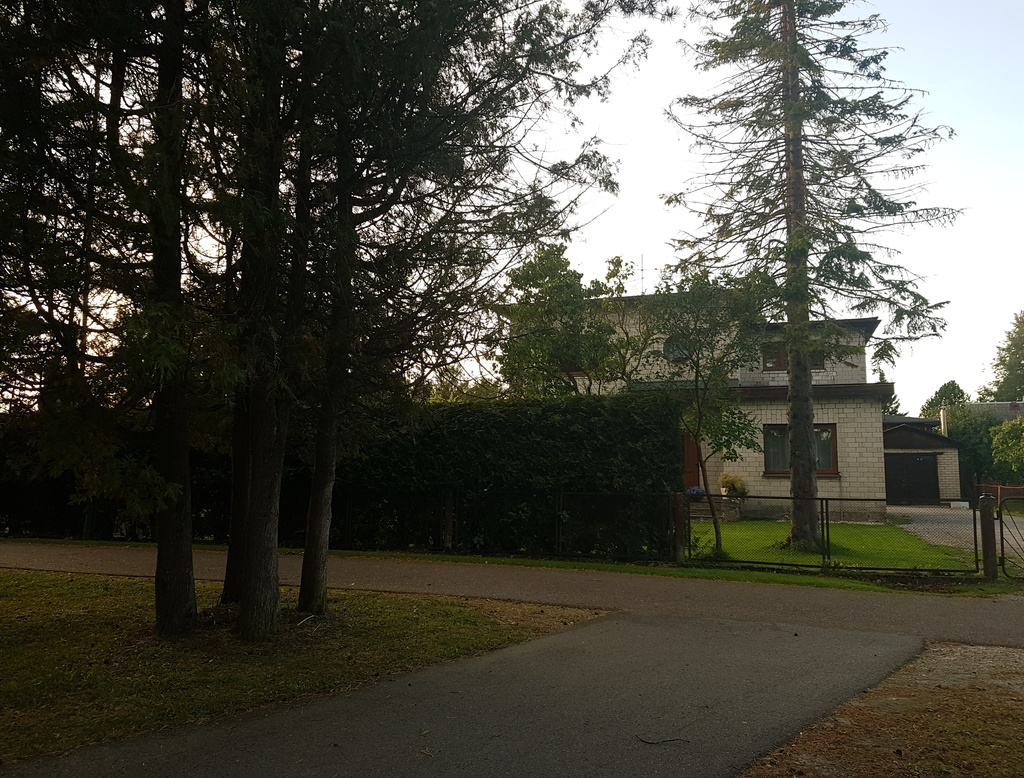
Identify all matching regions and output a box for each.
[999,499,1024,577]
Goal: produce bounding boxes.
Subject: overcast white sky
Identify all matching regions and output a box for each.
[557,1,1024,415]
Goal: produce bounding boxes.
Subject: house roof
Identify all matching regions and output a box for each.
[883,423,962,451]
[884,415,939,429]
[967,402,1024,422]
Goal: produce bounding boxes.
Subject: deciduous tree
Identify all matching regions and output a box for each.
[650,272,766,553]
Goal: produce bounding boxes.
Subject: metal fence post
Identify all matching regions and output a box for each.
[979,493,998,581]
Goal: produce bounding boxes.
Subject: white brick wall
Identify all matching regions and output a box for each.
[707,397,886,500]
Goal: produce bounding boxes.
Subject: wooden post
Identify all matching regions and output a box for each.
[673,493,688,564]
[978,493,998,581]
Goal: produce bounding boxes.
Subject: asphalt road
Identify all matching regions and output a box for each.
[3,543,1022,777]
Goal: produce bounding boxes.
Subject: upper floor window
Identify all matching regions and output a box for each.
[761,345,825,372]
[763,424,838,474]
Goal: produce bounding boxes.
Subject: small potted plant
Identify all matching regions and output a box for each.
[718,472,749,498]
[686,485,707,502]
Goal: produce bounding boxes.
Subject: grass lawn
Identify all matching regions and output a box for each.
[689,519,977,571]
[0,569,595,764]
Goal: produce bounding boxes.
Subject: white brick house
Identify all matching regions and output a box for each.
[611,312,893,517]
[506,294,895,514]
[698,318,892,518]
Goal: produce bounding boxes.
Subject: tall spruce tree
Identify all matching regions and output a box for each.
[668,0,956,548]
[981,312,1024,402]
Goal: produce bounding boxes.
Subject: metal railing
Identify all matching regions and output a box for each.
[335,490,982,575]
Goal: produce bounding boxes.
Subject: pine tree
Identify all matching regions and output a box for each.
[668,0,956,548]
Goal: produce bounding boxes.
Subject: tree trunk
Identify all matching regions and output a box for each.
[779,0,820,549]
[153,381,196,634]
[221,394,250,605]
[296,129,357,613]
[239,378,289,639]
[298,398,337,614]
[233,1,289,639]
[787,343,820,548]
[150,0,197,634]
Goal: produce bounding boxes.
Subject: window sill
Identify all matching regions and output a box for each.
[761,472,842,479]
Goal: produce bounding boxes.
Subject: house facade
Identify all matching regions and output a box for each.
[507,293,901,516]
[693,318,892,520]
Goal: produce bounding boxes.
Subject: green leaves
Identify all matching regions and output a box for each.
[669,0,955,360]
[992,417,1024,474]
[980,312,1024,403]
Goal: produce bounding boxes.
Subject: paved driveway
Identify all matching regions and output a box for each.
[3,543,1023,777]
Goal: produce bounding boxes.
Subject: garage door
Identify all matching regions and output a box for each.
[884,453,940,504]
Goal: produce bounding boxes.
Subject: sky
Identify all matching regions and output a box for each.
[555,0,1024,415]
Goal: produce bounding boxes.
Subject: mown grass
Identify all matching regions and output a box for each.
[689,519,976,571]
[0,569,594,764]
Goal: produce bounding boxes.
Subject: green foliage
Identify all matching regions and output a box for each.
[920,380,971,418]
[941,406,1009,494]
[340,392,687,494]
[427,366,502,403]
[668,1,954,356]
[497,244,618,397]
[649,272,766,464]
[991,417,1024,474]
[878,368,903,416]
[980,311,1024,402]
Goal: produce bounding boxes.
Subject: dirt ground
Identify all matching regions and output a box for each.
[739,642,1024,778]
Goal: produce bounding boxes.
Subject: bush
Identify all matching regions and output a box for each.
[338,392,688,494]
[718,471,749,497]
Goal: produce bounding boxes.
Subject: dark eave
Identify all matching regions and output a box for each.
[883,423,963,450]
[734,382,894,401]
[760,317,881,339]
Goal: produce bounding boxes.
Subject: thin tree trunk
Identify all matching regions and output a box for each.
[153,381,196,634]
[298,397,337,614]
[695,443,722,554]
[297,126,357,613]
[221,393,250,605]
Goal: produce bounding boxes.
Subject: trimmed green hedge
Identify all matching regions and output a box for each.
[339,392,686,494]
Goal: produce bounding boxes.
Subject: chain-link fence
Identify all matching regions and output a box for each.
[335,490,981,574]
[999,499,1024,577]
[684,497,978,573]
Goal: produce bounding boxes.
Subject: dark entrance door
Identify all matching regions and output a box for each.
[885,453,940,504]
